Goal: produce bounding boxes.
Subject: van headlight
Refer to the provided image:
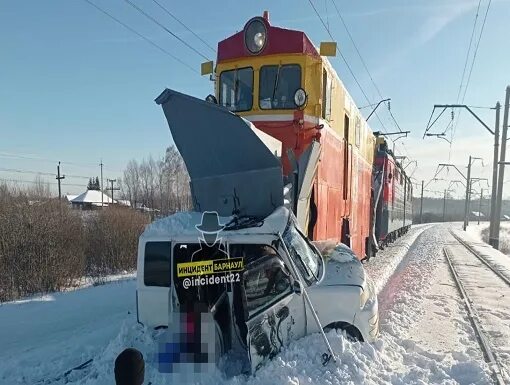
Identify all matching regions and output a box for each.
[360,279,375,308]
[360,287,370,308]
[244,18,267,54]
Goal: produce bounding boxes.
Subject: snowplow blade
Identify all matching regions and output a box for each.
[155,89,283,218]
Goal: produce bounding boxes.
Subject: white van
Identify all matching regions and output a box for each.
[136,206,378,373]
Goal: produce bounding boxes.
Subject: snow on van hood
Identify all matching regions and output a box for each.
[320,243,366,288]
[141,206,290,239]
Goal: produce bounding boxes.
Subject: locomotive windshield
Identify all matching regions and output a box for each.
[259,64,301,109]
[219,67,253,112]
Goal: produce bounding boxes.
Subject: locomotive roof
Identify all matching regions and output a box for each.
[217,17,320,62]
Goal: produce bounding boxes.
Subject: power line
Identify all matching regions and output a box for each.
[0,178,86,188]
[451,0,492,145]
[151,0,216,53]
[327,0,412,162]
[122,0,210,61]
[306,0,389,134]
[461,0,492,104]
[329,0,406,137]
[82,0,198,74]
[0,167,91,180]
[0,151,97,167]
[456,0,482,103]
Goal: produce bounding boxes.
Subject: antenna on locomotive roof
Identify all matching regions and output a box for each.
[263,10,269,22]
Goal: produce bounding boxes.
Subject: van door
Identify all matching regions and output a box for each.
[239,251,306,372]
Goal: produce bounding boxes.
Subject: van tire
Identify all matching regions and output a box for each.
[324,322,363,342]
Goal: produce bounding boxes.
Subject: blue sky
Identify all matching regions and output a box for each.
[1,0,509,196]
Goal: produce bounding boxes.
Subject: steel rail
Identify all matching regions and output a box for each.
[443,246,506,385]
[449,230,510,287]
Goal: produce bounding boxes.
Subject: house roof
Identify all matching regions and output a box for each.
[70,190,115,204]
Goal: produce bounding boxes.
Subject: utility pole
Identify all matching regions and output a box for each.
[425,104,498,239]
[100,160,104,208]
[56,161,65,201]
[478,188,483,225]
[463,156,472,231]
[494,86,510,249]
[489,102,501,246]
[107,178,120,204]
[443,189,447,222]
[420,180,424,224]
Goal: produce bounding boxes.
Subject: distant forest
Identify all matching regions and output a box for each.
[412,196,510,223]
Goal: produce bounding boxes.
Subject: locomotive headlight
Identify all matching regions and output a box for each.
[294,88,307,108]
[244,18,267,54]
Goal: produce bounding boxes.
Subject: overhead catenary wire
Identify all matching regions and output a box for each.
[456,0,482,103]
[330,0,407,138]
[450,0,492,146]
[122,0,211,61]
[329,0,402,133]
[306,0,389,135]
[460,0,492,105]
[82,0,198,74]
[151,0,216,53]
[328,0,412,161]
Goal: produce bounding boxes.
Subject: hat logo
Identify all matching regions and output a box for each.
[195,211,225,233]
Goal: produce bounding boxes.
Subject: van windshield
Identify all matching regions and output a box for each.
[282,225,320,284]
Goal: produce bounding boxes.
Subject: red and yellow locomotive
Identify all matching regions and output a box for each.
[205,13,411,259]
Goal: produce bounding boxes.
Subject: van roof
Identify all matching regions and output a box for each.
[140,206,290,240]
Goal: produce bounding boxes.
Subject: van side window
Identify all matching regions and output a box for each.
[144,241,171,287]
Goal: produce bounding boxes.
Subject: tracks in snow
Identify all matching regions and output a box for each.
[444,229,510,385]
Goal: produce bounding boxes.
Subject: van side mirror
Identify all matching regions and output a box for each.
[292,280,303,295]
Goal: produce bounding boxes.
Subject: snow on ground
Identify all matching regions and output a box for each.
[0,279,136,384]
[465,221,510,255]
[465,222,488,244]
[453,227,510,282]
[0,224,498,385]
[365,224,433,294]
[446,237,510,381]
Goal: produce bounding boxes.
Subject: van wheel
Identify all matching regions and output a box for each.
[324,322,364,342]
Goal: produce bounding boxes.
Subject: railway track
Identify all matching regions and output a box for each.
[444,229,510,385]
[449,231,510,287]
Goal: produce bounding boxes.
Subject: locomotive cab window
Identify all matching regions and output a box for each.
[322,69,332,120]
[259,64,301,109]
[219,67,253,112]
[355,116,361,147]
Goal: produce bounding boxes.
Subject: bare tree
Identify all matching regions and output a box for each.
[27,175,51,199]
[120,145,191,215]
[122,160,141,209]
